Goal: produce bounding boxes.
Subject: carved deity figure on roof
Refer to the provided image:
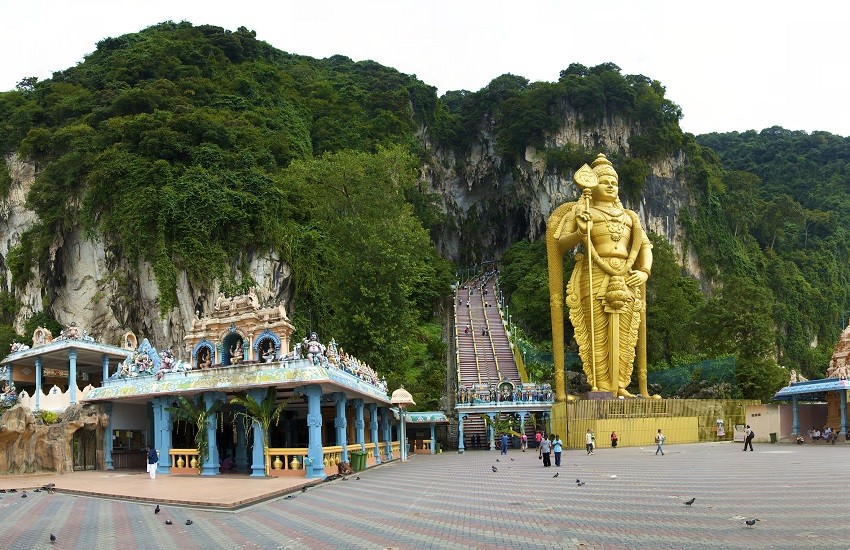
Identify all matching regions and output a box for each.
[303,332,325,366]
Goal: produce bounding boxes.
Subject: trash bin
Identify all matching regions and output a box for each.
[769,433,777,444]
[351,451,366,471]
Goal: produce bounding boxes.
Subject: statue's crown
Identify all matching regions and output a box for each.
[591,153,618,180]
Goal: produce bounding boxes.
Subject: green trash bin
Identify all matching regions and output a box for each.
[351,451,366,471]
[769,432,777,444]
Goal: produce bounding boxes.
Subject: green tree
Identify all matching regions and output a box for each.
[230,388,294,475]
[165,395,223,467]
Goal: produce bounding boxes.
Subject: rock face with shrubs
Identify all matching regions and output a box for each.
[0,403,108,473]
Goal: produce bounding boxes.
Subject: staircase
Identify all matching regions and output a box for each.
[455,272,525,448]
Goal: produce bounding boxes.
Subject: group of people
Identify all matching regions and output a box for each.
[537,434,564,466]
[807,426,838,444]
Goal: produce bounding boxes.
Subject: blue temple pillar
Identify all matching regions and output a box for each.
[458,413,466,453]
[381,406,392,461]
[34,357,42,410]
[151,397,172,474]
[487,412,496,450]
[200,392,224,476]
[840,390,848,437]
[101,354,110,383]
[430,423,436,454]
[235,409,248,470]
[247,388,266,477]
[104,402,114,470]
[352,398,365,450]
[368,403,380,464]
[68,349,77,404]
[297,384,326,479]
[791,396,800,437]
[333,392,348,464]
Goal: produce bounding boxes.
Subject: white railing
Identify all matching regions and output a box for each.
[17,384,95,411]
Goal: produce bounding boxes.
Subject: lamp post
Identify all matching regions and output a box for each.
[391,387,416,462]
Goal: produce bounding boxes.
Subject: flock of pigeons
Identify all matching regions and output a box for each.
[489,462,761,528]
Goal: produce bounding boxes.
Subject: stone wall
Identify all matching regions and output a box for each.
[0,403,108,474]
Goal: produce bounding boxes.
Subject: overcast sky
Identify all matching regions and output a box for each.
[3,1,849,137]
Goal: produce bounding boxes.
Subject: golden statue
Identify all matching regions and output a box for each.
[546,154,653,399]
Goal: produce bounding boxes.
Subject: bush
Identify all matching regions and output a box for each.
[39,410,59,424]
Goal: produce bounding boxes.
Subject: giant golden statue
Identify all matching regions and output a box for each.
[546,154,653,400]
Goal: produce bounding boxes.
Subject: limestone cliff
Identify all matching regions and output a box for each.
[419,111,702,278]
[0,152,294,354]
[1,112,699,355]
[0,403,108,474]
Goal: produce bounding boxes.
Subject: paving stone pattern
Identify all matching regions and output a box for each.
[1,442,848,549]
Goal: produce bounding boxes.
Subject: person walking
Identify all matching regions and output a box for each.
[743,425,754,451]
[147,446,159,479]
[655,429,665,456]
[520,433,528,452]
[552,434,563,466]
[585,428,594,455]
[534,431,542,449]
[610,431,618,448]
[540,435,552,467]
[500,433,509,455]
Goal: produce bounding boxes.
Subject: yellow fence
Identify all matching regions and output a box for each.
[562,398,759,449]
[169,448,201,474]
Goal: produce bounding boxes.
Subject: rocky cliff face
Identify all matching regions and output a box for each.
[0,152,294,354]
[0,403,108,474]
[1,113,700,354]
[420,111,703,278]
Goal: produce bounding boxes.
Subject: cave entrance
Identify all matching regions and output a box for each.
[72,428,97,471]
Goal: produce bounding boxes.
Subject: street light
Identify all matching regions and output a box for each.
[391,386,416,462]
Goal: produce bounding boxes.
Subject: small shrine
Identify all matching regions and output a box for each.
[183,289,295,369]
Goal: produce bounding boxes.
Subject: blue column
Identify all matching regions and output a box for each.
[430,423,436,454]
[381,406,392,461]
[352,398,365,450]
[841,390,848,437]
[68,349,77,404]
[101,354,109,383]
[458,414,466,453]
[104,402,114,470]
[368,403,380,464]
[235,409,248,470]
[248,388,266,477]
[200,392,222,476]
[34,357,42,410]
[487,412,496,450]
[297,384,325,479]
[791,396,800,436]
[333,392,348,463]
[151,397,172,474]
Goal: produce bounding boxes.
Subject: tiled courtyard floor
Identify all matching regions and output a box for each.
[1,441,848,549]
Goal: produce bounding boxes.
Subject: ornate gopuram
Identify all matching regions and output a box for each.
[2,292,400,478]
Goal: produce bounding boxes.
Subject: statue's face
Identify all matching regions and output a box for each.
[592,175,619,203]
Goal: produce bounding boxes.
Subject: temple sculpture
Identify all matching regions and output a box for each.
[546,154,654,399]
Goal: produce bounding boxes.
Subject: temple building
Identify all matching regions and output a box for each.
[0,292,418,477]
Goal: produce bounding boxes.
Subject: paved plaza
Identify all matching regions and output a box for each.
[1,441,849,549]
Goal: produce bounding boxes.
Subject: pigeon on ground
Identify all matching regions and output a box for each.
[492,466,498,472]
[165,520,173,525]
[43,483,55,490]
[496,459,500,462]
[22,493,27,498]
[284,495,296,500]
[0,489,6,493]
[575,479,581,484]
[301,486,307,493]
[356,476,360,480]
[577,481,585,486]
[553,472,559,478]
[684,498,696,506]
[34,489,41,493]
[9,489,17,493]
[510,458,514,461]
[50,534,56,544]
[154,505,161,514]
[185,519,193,526]
[742,519,759,527]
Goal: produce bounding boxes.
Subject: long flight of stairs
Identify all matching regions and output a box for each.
[455,272,526,448]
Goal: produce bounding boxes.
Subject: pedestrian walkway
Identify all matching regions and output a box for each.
[2,442,849,548]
